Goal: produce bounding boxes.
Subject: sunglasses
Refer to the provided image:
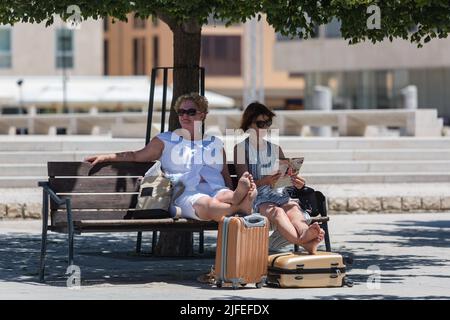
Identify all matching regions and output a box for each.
[177,108,199,116]
[255,119,272,128]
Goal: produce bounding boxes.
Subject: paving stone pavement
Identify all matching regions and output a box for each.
[0,212,449,300]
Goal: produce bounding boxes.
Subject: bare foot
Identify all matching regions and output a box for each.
[301,236,322,255]
[232,172,251,205]
[238,180,257,215]
[298,222,322,244]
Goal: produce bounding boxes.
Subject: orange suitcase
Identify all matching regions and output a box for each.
[215,214,269,289]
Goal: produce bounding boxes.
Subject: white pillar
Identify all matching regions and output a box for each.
[89,106,99,114]
[243,17,264,108]
[311,85,332,136]
[401,85,418,109]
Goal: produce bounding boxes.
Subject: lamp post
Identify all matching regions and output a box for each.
[16,79,25,134]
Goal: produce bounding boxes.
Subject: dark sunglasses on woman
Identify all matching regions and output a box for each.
[255,119,272,128]
[177,108,198,116]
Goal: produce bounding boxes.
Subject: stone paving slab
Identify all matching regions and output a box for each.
[0,212,449,300]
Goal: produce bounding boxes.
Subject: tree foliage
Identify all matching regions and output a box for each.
[1,1,449,46]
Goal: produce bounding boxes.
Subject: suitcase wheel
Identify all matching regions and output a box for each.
[216,281,223,288]
[240,283,247,287]
[343,277,354,287]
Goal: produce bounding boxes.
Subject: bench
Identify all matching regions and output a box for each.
[38,161,330,282]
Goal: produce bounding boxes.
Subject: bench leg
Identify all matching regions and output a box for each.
[323,222,331,252]
[317,192,332,252]
[151,231,158,254]
[39,190,49,283]
[67,200,75,267]
[136,232,143,254]
[199,231,204,254]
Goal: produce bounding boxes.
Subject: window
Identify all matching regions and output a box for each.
[134,16,146,29]
[201,36,241,76]
[56,28,74,69]
[153,36,159,67]
[0,28,12,68]
[103,39,109,75]
[325,18,342,38]
[133,37,146,75]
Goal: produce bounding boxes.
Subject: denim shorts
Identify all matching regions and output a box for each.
[254,185,311,224]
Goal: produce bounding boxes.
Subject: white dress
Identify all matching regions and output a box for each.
[156,131,229,220]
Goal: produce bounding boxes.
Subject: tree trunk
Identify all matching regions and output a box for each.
[154,17,202,257]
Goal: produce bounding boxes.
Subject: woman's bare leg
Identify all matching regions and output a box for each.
[259,203,300,244]
[193,196,239,222]
[282,202,325,254]
[237,180,257,214]
[214,172,253,205]
[282,202,321,242]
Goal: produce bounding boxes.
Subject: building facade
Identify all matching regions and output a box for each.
[103,14,305,109]
[0,17,103,77]
[274,20,450,121]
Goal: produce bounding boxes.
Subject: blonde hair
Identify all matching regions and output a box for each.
[174,92,209,113]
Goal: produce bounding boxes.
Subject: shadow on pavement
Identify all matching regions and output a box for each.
[335,219,450,287]
[348,219,450,248]
[0,231,218,288]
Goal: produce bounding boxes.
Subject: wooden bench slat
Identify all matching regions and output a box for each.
[49,177,141,193]
[50,194,138,210]
[51,209,171,225]
[48,161,154,177]
[72,219,218,232]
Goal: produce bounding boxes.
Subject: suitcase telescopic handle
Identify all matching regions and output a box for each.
[242,214,266,228]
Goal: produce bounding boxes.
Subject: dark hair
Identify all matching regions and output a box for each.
[240,102,276,131]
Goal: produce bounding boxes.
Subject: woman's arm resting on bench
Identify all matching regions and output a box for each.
[85,137,164,165]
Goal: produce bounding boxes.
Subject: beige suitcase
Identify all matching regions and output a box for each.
[267,251,353,288]
[215,214,269,289]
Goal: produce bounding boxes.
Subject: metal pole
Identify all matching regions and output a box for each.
[161,68,168,133]
[17,79,25,134]
[146,69,157,144]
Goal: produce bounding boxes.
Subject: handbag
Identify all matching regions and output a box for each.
[135,161,177,214]
[285,185,320,217]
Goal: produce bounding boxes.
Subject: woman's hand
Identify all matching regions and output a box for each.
[256,172,282,187]
[84,154,114,166]
[290,174,306,189]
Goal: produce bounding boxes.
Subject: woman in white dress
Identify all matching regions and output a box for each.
[85,93,256,222]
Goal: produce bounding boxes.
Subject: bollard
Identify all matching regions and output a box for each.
[312,86,332,136]
[400,85,418,136]
[400,85,418,110]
